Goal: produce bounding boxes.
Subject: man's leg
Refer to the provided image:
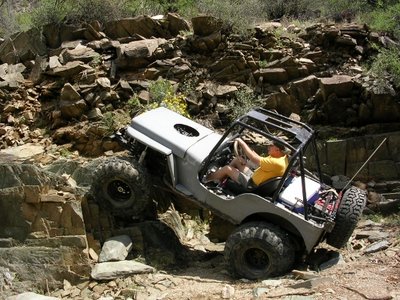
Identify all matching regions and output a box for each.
[206,165,241,183]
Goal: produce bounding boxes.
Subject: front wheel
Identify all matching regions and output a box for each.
[224,222,295,280]
[90,157,151,220]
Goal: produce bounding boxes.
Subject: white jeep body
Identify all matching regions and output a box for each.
[93,106,367,279]
[126,107,328,252]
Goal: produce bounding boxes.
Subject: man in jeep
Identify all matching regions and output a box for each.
[205,138,290,189]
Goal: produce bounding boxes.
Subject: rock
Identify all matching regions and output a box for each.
[364,240,390,254]
[48,61,92,78]
[98,235,133,262]
[104,16,168,40]
[289,277,332,289]
[6,292,60,300]
[166,13,190,36]
[319,75,354,101]
[254,68,288,84]
[291,270,319,280]
[370,93,400,123]
[318,252,345,270]
[288,75,319,107]
[61,45,99,63]
[59,83,87,119]
[0,63,26,89]
[0,143,45,161]
[191,15,223,36]
[355,230,389,242]
[91,260,155,280]
[116,38,168,69]
[190,31,222,52]
[0,29,47,64]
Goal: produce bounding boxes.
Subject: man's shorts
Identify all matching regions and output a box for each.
[237,168,256,188]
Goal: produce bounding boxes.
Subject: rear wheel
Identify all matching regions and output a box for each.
[224,222,295,280]
[91,157,151,220]
[326,186,367,248]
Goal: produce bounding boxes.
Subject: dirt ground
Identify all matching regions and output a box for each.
[49,218,399,300]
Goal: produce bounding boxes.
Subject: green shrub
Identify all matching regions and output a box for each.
[148,79,190,117]
[263,0,317,20]
[68,0,131,24]
[29,0,72,28]
[196,0,265,35]
[127,95,145,115]
[362,2,400,39]
[25,0,138,29]
[100,110,131,136]
[227,89,263,121]
[0,11,18,36]
[369,46,400,89]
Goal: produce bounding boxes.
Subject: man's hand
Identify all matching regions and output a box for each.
[234,138,247,165]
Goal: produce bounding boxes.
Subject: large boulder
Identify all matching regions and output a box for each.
[191,15,223,36]
[115,38,168,69]
[319,75,354,101]
[104,15,169,39]
[0,29,47,64]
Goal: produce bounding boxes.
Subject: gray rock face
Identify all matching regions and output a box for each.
[0,14,400,299]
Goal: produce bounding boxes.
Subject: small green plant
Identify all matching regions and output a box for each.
[127,95,145,116]
[148,79,190,117]
[101,112,116,135]
[227,89,262,121]
[89,54,102,68]
[100,110,130,137]
[59,148,72,157]
[259,60,269,68]
[149,79,175,104]
[365,212,400,226]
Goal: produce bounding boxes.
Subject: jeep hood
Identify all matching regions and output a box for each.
[129,107,219,158]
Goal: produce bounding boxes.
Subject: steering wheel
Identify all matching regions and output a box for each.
[233,139,247,164]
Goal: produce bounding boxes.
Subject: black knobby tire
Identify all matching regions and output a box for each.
[224,221,295,280]
[91,157,150,219]
[326,186,367,249]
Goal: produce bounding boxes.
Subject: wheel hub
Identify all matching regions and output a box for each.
[245,248,269,270]
[108,179,132,201]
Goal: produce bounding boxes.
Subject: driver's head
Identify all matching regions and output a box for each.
[267,141,291,157]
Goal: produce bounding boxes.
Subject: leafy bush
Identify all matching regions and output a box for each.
[196,0,265,35]
[362,2,400,39]
[0,9,19,36]
[368,46,400,88]
[227,89,263,121]
[147,79,190,117]
[263,0,317,20]
[100,110,131,136]
[29,0,72,28]
[68,0,132,24]
[21,0,147,30]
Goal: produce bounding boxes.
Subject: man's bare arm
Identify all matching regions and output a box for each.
[236,138,261,165]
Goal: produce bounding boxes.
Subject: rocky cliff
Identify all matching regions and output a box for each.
[0,13,400,297]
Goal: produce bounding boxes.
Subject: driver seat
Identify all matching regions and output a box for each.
[250,177,282,197]
[224,177,282,198]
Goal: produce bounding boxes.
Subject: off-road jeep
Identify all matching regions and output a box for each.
[91,106,367,280]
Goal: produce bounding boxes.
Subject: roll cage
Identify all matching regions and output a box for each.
[199,107,323,220]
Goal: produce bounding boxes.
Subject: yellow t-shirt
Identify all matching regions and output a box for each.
[251,155,288,186]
